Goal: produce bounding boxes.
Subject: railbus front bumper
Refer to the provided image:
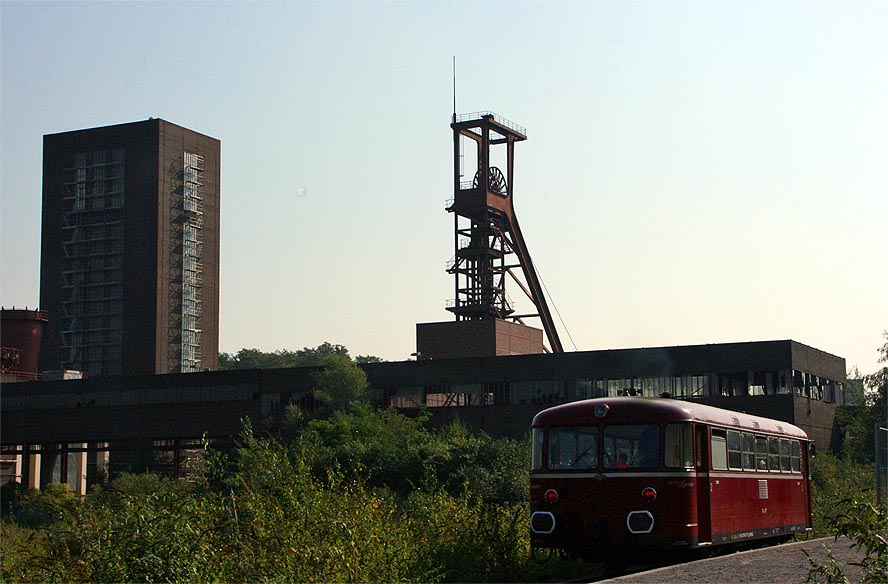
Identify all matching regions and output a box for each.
[530,509,702,560]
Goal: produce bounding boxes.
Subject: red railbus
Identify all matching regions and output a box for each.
[530,397,813,562]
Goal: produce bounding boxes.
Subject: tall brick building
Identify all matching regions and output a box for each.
[38,119,220,376]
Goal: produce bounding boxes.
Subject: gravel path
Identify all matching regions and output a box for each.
[601,537,866,583]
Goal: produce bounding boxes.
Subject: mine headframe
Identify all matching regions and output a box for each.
[446,112,563,353]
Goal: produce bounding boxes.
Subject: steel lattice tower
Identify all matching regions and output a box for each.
[446,112,563,353]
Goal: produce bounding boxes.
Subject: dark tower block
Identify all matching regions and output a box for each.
[38,119,220,377]
[417,112,562,359]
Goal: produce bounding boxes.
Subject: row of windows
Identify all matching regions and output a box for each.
[63,209,123,228]
[63,149,125,169]
[62,300,122,318]
[380,370,846,409]
[63,163,124,183]
[60,328,122,346]
[62,270,122,287]
[3,385,254,411]
[62,239,124,257]
[63,283,122,301]
[63,224,123,242]
[60,347,122,376]
[62,255,122,272]
[531,423,804,474]
[64,193,124,212]
[711,429,802,473]
[64,178,124,197]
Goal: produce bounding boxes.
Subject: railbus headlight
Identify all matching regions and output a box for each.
[641,487,657,502]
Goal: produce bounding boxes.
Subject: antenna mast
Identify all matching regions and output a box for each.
[452,56,456,123]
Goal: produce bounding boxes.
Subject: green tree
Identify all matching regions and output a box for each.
[218,342,374,370]
[833,332,888,464]
[844,367,867,407]
[301,405,428,495]
[312,354,368,411]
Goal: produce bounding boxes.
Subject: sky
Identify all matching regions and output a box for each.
[1,1,886,375]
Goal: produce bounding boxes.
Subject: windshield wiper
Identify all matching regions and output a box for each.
[570,445,595,467]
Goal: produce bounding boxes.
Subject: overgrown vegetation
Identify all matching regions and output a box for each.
[805,331,888,583]
[4,337,886,582]
[0,354,588,583]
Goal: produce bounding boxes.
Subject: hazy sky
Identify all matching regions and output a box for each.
[2,1,886,374]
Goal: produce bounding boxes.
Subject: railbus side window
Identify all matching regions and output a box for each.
[711,429,728,470]
[531,428,544,471]
[779,438,792,472]
[768,437,780,472]
[665,423,693,468]
[755,436,769,470]
[790,440,801,473]
[742,433,756,470]
[548,426,599,470]
[727,430,742,470]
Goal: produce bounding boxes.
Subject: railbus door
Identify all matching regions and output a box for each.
[695,424,712,544]
[803,442,814,529]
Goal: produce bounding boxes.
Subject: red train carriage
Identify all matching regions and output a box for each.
[529,397,813,562]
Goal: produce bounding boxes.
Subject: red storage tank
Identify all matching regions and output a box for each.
[1,308,49,376]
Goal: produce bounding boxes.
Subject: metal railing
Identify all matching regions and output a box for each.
[455,111,526,136]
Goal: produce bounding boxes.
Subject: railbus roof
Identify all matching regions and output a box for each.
[531,397,808,440]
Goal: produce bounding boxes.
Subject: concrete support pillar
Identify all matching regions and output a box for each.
[26,444,41,490]
[13,451,23,483]
[97,443,110,478]
[68,443,88,497]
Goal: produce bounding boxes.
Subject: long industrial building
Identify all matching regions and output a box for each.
[1,339,845,493]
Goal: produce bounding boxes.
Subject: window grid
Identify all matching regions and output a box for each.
[59,149,125,375]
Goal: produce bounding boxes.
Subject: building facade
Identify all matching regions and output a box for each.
[38,119,220,376]
[2,339,845,491]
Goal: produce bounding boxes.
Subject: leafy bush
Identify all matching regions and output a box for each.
[404,490,530,582]
[298,404,528,507]
[301,404,429,495]
[804,498,887,584]
[810,451,876,537]
[1,482,78,530]
[221,429,437,582]
[416,420,529,506]
[806,450,886,583]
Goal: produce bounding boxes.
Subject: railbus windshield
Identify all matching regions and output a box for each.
[603,425,659,469]
[532,424,664,470]
[547,426,599,470]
